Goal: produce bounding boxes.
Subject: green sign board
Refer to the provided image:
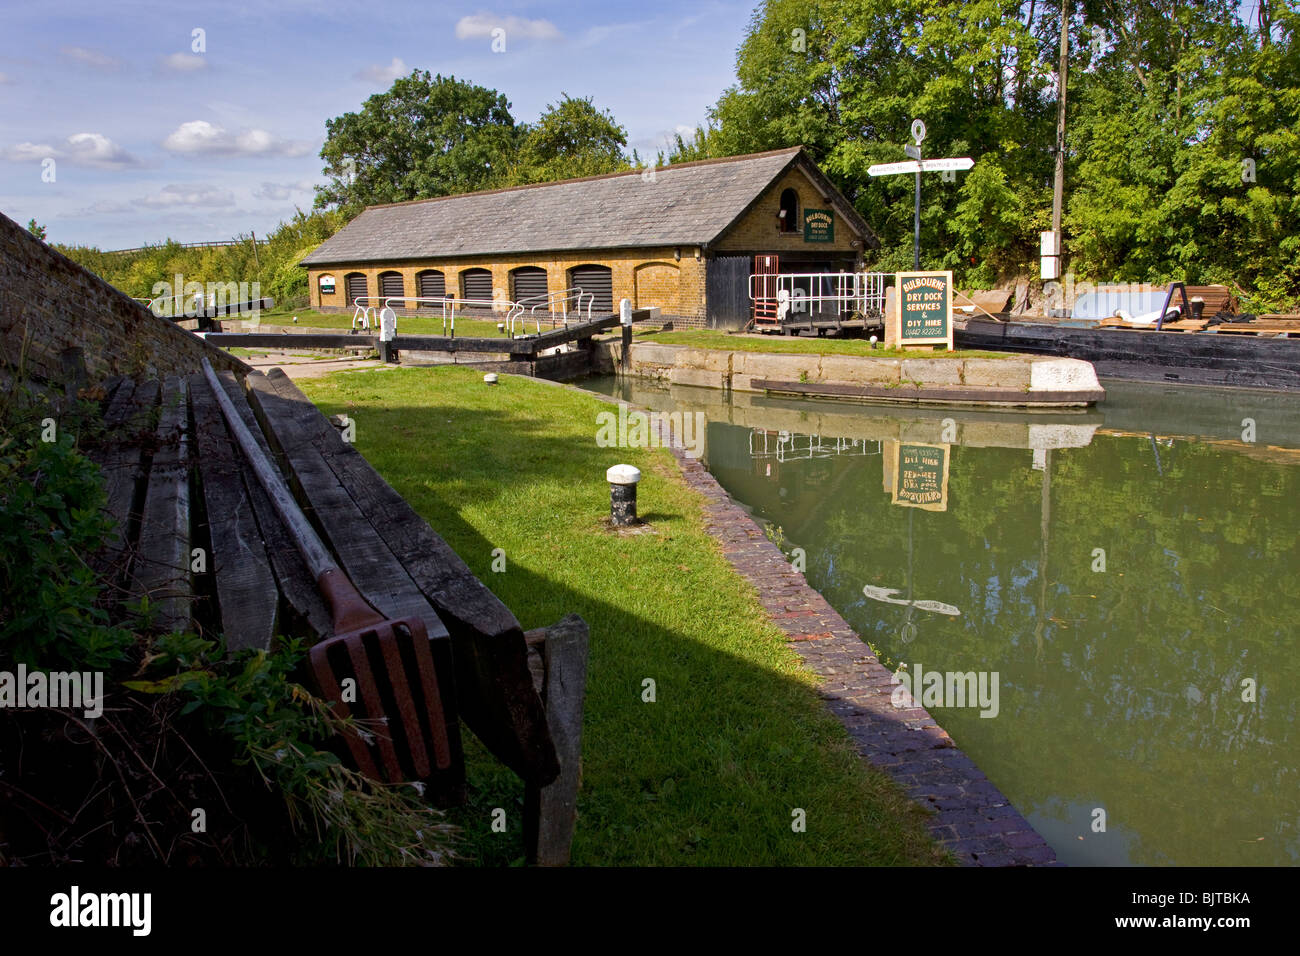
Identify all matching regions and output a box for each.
[803,208,834,243]
[895,270,953,347]
[891,441,950,511]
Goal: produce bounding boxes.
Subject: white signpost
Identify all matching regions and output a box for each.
[867,120,975,270]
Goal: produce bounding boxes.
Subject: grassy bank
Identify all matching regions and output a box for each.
[636,328,1009,359]
[298,366,948,866]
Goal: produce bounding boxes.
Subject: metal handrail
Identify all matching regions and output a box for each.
[350,296,381,331]
[748,271,890,323]
[509,287,594,336]
[146,291,207,318]
[440,296,519,339]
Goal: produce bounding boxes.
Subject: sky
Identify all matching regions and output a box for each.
[0,0,755,249]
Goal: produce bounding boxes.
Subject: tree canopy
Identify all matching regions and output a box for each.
[315,73,630,213]
[315,71,518,215]
[673,0,1300,308]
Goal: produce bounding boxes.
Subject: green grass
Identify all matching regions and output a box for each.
[638,328,1010,360]
[298,366,949,867]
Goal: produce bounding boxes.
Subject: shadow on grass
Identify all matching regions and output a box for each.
[302,373,952,867]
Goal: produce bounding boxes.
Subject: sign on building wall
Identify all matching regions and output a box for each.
[803,209,834,243]
[892,270,953,348]
[318,274,336,295]
[889,441,950,511]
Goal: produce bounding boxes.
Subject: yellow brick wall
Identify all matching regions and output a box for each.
[712,166,864,255]
[309,246,706,323]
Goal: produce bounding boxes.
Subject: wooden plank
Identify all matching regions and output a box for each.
[752,378,1105,406]
[243,372,448,631]
[213,371,332,640]
[524,614,590,866]
[261,368,558,785]
[206,333,377,350]
[245,369,466,803]
[89,379,157,578]
[188,373,280,652]
[129,377,191,633]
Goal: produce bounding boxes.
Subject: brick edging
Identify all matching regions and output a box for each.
[652,422,1061,867]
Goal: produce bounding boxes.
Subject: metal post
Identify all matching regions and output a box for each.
[607,464,641,526]
[619,297,633,375]
[914,160,922,271]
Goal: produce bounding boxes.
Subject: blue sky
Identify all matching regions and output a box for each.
[0,0,755,248]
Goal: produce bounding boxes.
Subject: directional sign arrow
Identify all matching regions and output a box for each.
[868,157,975,176]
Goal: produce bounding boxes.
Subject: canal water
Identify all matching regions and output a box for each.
[585,375,1300,866]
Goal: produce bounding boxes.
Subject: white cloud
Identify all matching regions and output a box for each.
[252,180,314,201]
[136,184,235,208]
[454,14,561,41]
[61,46,123,71]
[162,120,312,157]
[162,52,207,72]
[0,132,141,169]
[354,57,409,84]
[1,142,56,162]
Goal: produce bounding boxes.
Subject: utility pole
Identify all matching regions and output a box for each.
[1052,0,1070,260]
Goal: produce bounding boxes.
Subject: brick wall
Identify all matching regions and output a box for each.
[0,212,248,385]
[308,246,708,326]
[713,165,864,259]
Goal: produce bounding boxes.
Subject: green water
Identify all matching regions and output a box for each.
[586,376,1300,866]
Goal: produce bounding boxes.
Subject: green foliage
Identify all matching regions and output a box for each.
[0,392,455,866]
[315,70,517,215]
[26,219,46,241]
[498,94,630,185]
[678,0,1300,307]
[55,207,344,305]
[0,403,133,670]
[136,632,458,866]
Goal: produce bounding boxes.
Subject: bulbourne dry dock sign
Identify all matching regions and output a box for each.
[894,270,954,349]
[891,441,950,511]
[803,208,834,243]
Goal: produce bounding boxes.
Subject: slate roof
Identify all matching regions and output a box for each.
[300,147,874,265]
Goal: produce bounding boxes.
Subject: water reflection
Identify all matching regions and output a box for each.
[587,376,1300,866]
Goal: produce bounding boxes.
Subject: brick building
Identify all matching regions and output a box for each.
[300,147,877,330]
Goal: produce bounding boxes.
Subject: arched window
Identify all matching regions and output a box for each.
[568,264,613,312]
[344,272,368,306]
[778,188,799,233]
[416,269,446,306]
[461,268,493,302]
[511,266,549,303]
[378,270,405,304]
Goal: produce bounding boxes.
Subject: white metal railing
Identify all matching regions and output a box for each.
[146,291,207,318]
[350,296,381,331]
[353,287,600,338]
[439,297,519,339]
[506,287,594,336]
[748,429,881,463]
[748,271,890,323]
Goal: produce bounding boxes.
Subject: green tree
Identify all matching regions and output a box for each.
[314,70,518,214]
[499,94,630,185]
[26,219,46,241]
[680,0,1300,306]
